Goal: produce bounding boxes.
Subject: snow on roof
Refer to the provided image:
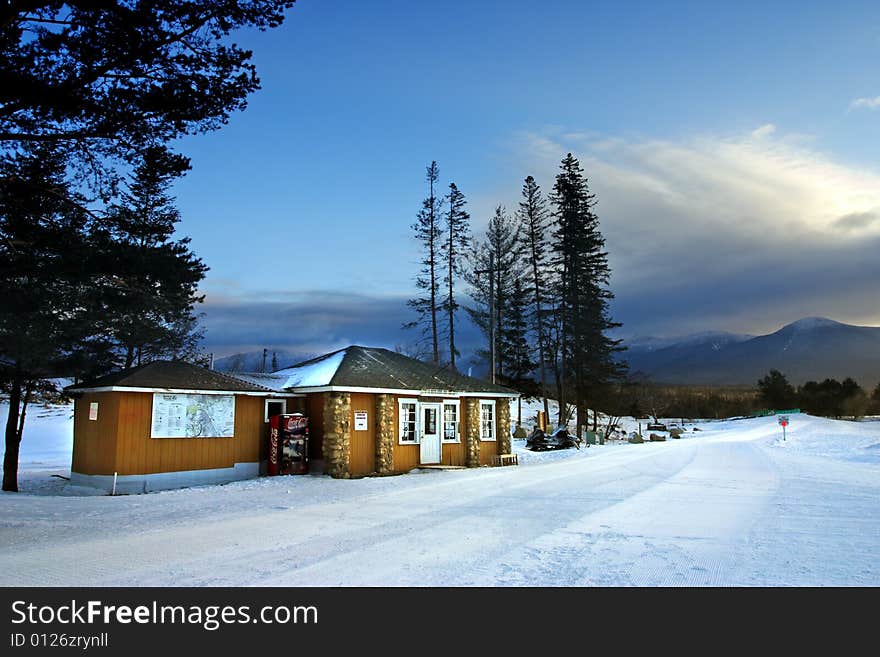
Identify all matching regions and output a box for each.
[227,371,290,392]
[274,349,347,389]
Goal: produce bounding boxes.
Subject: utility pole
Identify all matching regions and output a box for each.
[476,251,497,384]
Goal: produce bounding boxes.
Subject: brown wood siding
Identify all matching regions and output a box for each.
[113,392,240,475]
[306,393,324,460]
[235,396,265,465]
[349,392,376,476]
[71,393,120,475]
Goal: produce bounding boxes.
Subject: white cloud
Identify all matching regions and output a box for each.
[850,96,880,110]
[509,125,880,335]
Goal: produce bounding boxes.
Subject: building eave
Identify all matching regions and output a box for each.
[285,385,520,398]
[66,386,305,397]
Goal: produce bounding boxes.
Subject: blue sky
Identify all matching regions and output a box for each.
[170,0,880,361]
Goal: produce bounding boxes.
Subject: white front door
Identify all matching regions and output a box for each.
[419,403,441,464]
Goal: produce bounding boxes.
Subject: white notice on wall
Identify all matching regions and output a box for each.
[354,410,368,431]
[88,402,98,421]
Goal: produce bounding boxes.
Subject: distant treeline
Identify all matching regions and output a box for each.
[758,370,880,418]
[595,382,763,423]
[588,371,880,424]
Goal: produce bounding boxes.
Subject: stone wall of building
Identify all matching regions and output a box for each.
[375,394,395,474]
[497,398,512,455]
[323,392,351,478]
[464,398,481,467]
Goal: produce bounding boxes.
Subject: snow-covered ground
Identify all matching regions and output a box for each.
[1,404,878,586]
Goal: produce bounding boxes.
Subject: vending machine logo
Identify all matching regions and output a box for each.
[269,427,279,465]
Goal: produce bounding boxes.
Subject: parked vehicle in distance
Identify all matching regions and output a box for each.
[526,426,581,451]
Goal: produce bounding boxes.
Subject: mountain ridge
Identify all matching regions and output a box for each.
[624,317,880,387]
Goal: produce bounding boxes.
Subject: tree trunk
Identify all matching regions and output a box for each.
[529,246,550,427]
[17,384,32,441]
[554,367,564,429]
[3,368,23,492]
[448,226,455,371]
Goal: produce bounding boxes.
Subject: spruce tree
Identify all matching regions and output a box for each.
[550,153,625,434]
[517,175,553,422]
[0,145,107,491]
[465,206,522,380]
[503,276,538,424]
[405,161,443,365]
[2,1,297,201]
[99,146,207,368]
[441,182,470,371]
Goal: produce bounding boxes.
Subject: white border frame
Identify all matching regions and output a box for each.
[441,400,461,443]
[479,399,497,442]
[264,398,288,422]
[398,397,419,445]
[419,401,442,464]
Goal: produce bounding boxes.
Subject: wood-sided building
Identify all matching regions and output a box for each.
[247,346,520,478]
[66,361,302,493]
[66,347,519,492]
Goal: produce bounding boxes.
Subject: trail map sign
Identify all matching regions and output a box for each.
[150,393,235,438]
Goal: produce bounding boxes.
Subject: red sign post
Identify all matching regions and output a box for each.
[778,415,789,441]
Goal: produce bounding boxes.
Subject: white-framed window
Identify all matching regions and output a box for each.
[442,400,460,443]
[398,398,419,444]
[264,398,287,422]
[480,400,496,441]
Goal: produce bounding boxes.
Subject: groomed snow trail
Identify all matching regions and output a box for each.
[1,414,878,586]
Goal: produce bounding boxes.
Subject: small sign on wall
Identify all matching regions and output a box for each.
[354,410,368,431]
[88,402,99,421]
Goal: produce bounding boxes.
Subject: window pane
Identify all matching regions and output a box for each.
[424,407,436,434]
[443,404,457,440]
[401,403,417,441]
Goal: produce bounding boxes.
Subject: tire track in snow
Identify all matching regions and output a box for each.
[0,439,701,586]
[484,436,781,586]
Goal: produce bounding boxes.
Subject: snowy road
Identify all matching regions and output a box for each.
[1,414,878,586]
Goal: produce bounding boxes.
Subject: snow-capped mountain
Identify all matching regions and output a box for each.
[624,317,880,386]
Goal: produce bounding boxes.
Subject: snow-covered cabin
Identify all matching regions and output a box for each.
[65,360,304,493]
[65,347,519,492]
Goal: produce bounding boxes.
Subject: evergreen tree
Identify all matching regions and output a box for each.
[1,1,297,199]
[550,153,626,434]
[405,161,443,365]
[517,175,553,421]
[272,352,278,371]
[757,370,797,409]
[465,206,522,380]
[440,182,470,371]
[503,277,538,424]
[99,146,207,368]
[0,145,110,491]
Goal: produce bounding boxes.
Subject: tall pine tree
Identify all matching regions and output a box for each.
[0,144,109,491]
[517,175,553,422]
[99,146,207,368]
[550,153,626,434]
[465,206,522,381]
[441,182,470,371]
[503,276,537,424]
[405,161,443,365]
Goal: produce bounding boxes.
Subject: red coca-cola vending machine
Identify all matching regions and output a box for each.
[268,413,309,475]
